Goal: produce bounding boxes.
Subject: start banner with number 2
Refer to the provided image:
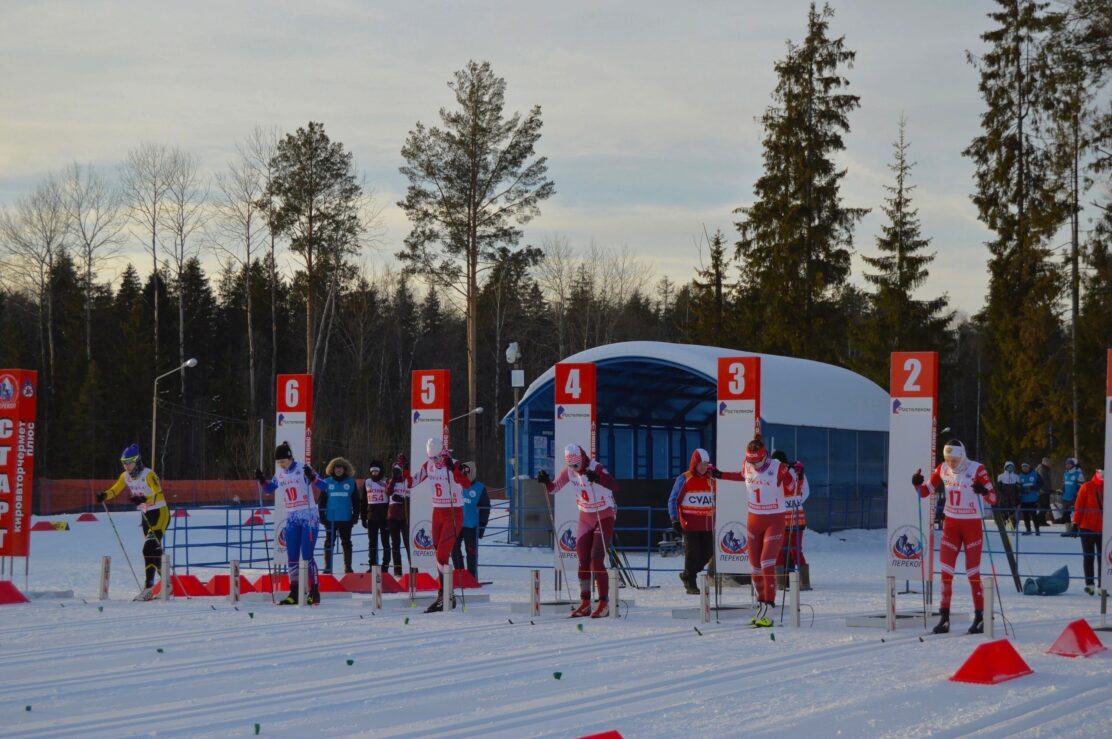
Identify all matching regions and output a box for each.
[885,352,937,579]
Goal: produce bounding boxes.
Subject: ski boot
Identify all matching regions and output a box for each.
[569,597,593,618]
[967,610,984,634]
[134,587,155,602]
[679,572,699,595]
[932,607,950,634]
[424,594,454,613]
[308,585,321,606]
[591,599,610,618]
[278,584,299,605]
[751,602,773,628]
[1085,586,1096,596]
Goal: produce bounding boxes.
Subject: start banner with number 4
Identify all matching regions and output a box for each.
[274,374,313,568]
[410,370,449,574]
[885,352,937,579]
[553,363,596,570]
[715,356,759,576]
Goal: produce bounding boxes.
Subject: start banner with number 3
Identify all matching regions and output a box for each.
[885,352,937,579]
[715,356,759,576]
[274,374,313,567]
[553,363,596,570]
[410,369,449,574]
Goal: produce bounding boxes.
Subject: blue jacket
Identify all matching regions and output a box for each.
[459,482,491,532]
[1062,467,1085,502]
[316,475,358,523]
[1019,470,1041,504]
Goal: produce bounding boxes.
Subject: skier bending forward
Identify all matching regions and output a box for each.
[538,444,620,618]
[912,439,996,634]
[256,442,321,605]
[410,438,471,613]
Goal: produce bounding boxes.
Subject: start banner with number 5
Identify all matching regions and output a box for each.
[885,352,937,579]
[553,363,596,569]
[274,374,313,567]
[715,356,759,575]
[410,369,450,574]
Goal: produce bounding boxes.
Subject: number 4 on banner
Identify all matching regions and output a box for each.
[564,369,581,400]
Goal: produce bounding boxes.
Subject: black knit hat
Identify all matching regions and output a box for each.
[275,442,293,461]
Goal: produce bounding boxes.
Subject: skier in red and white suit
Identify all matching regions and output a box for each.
[715,434,794,625]
[410,437,471,612]
[912,439,996,634]
[539,444,620,618]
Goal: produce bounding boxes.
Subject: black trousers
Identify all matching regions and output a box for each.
[323,520,354,573]
[366,520,390,569]
[387,519,409,577]
[1080,529,1102,587]
[141,511,166,588]
[1019,501,1040,532]
[451,526,479,578]
[682,529,715,580]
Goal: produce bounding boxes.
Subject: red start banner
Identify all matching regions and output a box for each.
[0,370,37,557]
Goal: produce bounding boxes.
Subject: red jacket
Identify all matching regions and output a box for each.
[673,450,716,532]
[1073,471,1104,532]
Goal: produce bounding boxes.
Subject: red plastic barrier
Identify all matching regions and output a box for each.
[206,575,257,596]
[579,732,623,739]
[317,574,348,592]
[253,574,290,593]
[0,580,30,605]
[31,520,61,531]
[151,575,213,597]
[396,572,440,592]
[950,639,1034,685]
[254,508,271,516]
[173,509,190,518]
[243,515,265,526]
[1048,619,1108,658]
[76,513,99,522]
[452,569,482,589]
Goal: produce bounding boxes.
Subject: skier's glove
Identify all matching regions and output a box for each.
[793,461,805,480]
[95,491,108,503]
[130,495,147,505]
[709,466,723,479]
[672,521,683,537]
[536,470,551,485]
[585,468,600,483]
[254,467,269,486]
[303,465,316,482]
[911,469,924,487]
[973,481,989,497]
[391,494,405,504]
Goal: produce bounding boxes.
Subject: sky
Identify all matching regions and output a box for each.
[0,0,1018,314]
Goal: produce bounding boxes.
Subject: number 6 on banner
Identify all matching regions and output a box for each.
[285,380,299,408]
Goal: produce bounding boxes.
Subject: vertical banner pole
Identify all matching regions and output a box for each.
[608,569,619,619]
[410,370,450,577]
[229,559,240,604]
[275,375,313,574]
[443,567,454,611]
[715,357,760,587]
[409,566,417,604]
[885,575,896,632]
[700,573,711,624]
[530,569,540,617]
[984,580,995,639]
[553,363,596,600]
[98,556,111,600]
[298,560,308,606]
[372,565,383,610]
[887,352,938,627]
[789,570,800,627]
[160,553,171,601]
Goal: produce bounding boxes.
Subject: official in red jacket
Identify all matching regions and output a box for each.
[667,449,717,594]
[1072,469,1104,594]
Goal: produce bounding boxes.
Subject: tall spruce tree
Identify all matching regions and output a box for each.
[689,229,733,346]
[965,0,1069,461]
[735,2,867,358]
[857,116,952,385]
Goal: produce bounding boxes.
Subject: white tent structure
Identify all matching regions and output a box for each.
[503,341,891,533]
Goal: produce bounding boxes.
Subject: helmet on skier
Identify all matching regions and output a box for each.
[942,440,965,468]
[120,443,141,466]
[564,444,585,470]
[745,434,767,465]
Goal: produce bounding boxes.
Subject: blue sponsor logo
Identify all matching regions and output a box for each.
[277,413,285,426]
[719,523,747,555]
[556,405,565,420]
[719,401,727,416]
[413,410,421,423]
[892,399,902,415]
[413,523,434,550]
[890,525,922,561]
[558,523,577,553]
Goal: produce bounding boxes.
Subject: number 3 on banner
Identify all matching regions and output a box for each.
[285,380,299,408]
[421,375,436,404]
[728,363,746,395]
[564,369,581,400]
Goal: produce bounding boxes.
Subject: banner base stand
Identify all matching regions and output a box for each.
[671,604,754,620]
[510,598,582,615]
[367,594,491,608]
[846,610,967,629]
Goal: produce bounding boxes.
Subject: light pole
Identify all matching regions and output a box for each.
[151,357,198,469]
[449,407,484,424]
[506,342,525,544]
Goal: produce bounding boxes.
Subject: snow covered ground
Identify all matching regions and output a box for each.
[3,510,1112,738]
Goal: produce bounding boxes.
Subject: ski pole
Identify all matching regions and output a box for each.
[914,479,930,630]
[978,477,1010,638]
[257,423,276,604]
[102,500,143,591]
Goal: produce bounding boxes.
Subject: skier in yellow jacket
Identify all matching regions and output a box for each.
[96,443,171,599]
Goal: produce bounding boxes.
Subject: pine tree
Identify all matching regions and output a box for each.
[965,0,1069,461]
[857,116,952,385]
[735,2,867,358]
[689,229,733,346]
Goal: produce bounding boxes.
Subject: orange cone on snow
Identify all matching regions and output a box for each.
[151,575,212,597]
[76,513,99,522]
[0,580,30,605]
[950,639,1033,685]
[578,732,623,739]
[1048,619,1107,658]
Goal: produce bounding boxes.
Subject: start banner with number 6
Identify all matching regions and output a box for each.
[885,352,937,579]
[274,374,313,568]
[553,363,596,570]
[715,356,759,576]
[0,370,37,558]
[410,370,449,574]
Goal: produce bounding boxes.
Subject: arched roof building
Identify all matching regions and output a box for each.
[502,341,891,533]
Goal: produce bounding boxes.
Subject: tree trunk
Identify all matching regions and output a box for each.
[85,260,92,362]
[152,231,159,372]
[247,258,256,424]
[467,234,478,457]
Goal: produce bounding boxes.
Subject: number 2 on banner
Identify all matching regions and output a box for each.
[421,376,436,404]
[564,369,581,399]
[285,381,299,408]
[728,363,746,395]
[903,358,922,393]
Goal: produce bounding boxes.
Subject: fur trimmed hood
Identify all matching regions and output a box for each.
[325,457,355,478]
